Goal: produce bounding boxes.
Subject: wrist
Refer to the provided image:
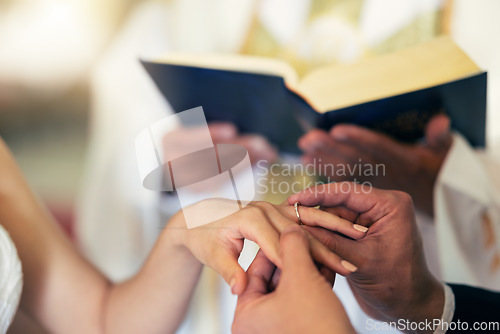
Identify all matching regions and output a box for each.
[405,277,445,334]
[162,212,196,262]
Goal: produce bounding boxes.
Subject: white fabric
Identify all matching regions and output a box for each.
[435,134,500,289]
[0,226,23,334]
[433,284,456,334]
[360,0,442,46]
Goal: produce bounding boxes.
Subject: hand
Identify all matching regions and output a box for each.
[232,225,355,334]
[163,122,277,165]
[160,122,277,192]
[165,199,366,295]
[299,114,452,215]
[210,123,278,165]
[288,183,445,332]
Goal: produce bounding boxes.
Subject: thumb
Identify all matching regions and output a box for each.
[425,114,452,150]
[215,249,248,295]
[209,122,238,142]
[279,225,318,284]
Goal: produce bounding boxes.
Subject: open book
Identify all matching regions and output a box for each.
[142,36,486,153]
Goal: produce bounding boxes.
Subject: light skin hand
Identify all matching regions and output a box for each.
[0,139,205,334]
[232,225,355,334]
[299,114,453,216]
[288,183,445,334]
[0,138,354,334]
[163,122,278,167]
[166,200,367,295]
[209,122,279,164]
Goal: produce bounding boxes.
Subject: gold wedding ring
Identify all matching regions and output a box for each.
[294,202,303,225]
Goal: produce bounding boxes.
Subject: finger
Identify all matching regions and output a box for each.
[300,130,373,166]
[320,206,360,223]
[330,124,408,163]
[250,202,296,234]
[425,114,452,151]
[288,182,392,223]
[316,139,376,166]
[279,225,318,281]
[275,205,368,239]
[319,265,336,287]
[241,250,276,297]
[278,225,357,282]
[208,122,238,141]
[288,182,375,210]
[214,247,248,295]
[252,202,359,275]
[236,135,278,163]
[303,226,361,265]
[309,236,357,276]
[298,129,330,153]
[238,206,282,268]
[269,268,281,291]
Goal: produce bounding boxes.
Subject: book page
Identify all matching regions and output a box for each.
[297,36,481,112]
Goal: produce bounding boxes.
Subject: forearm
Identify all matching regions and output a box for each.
[102,228,203,334]
[377,275,444,334]
[12,201,204,334]
[0,140,203,333]
[405,278,445,334]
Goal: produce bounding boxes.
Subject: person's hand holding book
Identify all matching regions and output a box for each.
[162,122,278,167]
[299,114,452,216]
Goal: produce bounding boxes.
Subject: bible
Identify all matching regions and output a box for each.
[142,36,486,153]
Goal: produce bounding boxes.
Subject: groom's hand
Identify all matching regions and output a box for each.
[289,183,444,331]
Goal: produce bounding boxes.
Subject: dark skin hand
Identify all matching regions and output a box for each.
[299,114,453,216]
[289,182,445,334]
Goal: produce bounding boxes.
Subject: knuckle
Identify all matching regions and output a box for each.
[254,201,275,212]
[322,234,338,252]
[243,205,266,220]
[308,129,328,140]
[393,191,413,206]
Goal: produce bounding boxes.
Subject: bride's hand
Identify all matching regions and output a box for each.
[164,199,367,295]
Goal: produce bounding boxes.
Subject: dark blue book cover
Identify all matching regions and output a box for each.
[142,60,486,153]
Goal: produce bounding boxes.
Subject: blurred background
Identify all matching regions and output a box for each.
[0,0,131,237]
[1,0,499,332]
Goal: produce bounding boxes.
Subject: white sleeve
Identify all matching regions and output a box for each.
[434,133,500,290]
[0,226,22,334]
[433,284,455,334]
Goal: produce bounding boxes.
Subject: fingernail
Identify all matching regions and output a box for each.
[341,260,358,273]
[353,224,368,233]
[229,278,237,294]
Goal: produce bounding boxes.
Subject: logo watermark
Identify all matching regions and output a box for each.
[366,318,500,332]
[254,158,384,197]
[135,106,255,228]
